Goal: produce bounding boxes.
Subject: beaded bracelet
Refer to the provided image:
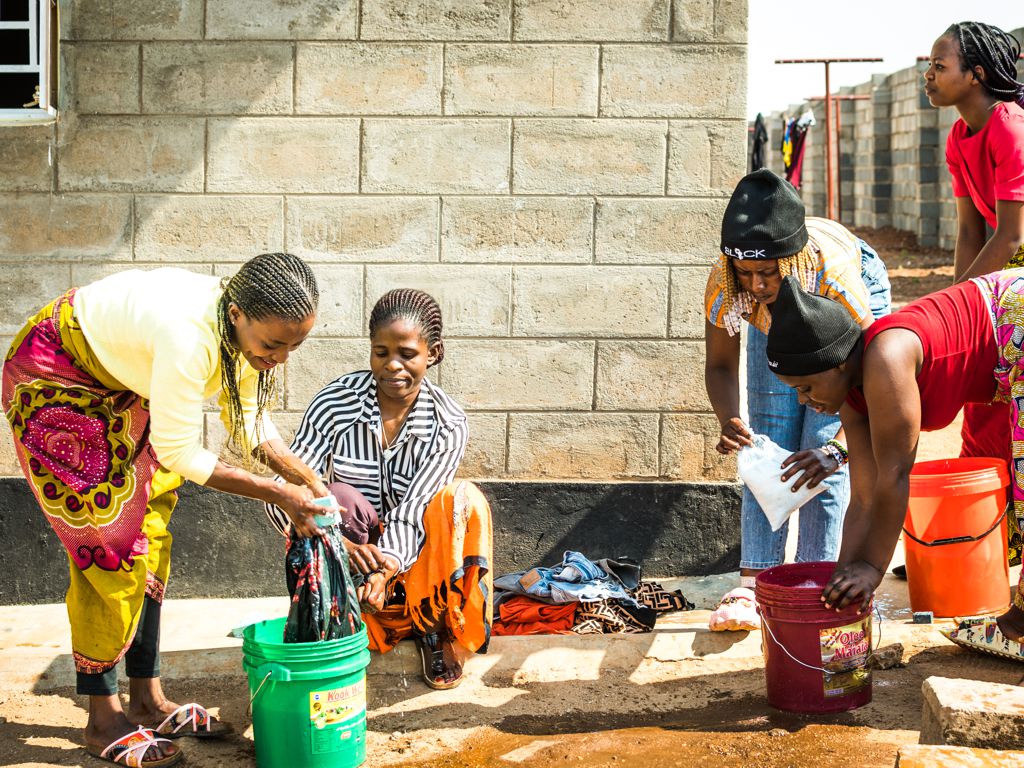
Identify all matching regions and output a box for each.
[826,438,849,463]
[821,442,848,467]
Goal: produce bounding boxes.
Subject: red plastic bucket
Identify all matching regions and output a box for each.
[905,458,1010,618]
[756,562,873,714]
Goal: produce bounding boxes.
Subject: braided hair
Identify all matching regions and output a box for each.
[946,22,1024,108]
[717,245,821,336]
[217,252,319,455]
[368,289,444,366]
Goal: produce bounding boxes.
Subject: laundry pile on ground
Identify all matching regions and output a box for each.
[491,551,693,636]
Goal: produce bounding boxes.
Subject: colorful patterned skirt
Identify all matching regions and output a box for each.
[363,481,493,655]
[973,269,1024,610]
[2,291,182,674]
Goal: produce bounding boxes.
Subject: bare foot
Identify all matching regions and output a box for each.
[85,696,178,762]
[996,605,1024,643]
[417,631,464,689]
[125,678,229,737]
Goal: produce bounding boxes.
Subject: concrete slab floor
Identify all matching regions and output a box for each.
[3,567,1024,767]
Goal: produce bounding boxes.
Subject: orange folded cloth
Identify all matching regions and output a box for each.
[492,595,577,636]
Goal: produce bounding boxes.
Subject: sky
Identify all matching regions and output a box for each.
[746,1,1023,119]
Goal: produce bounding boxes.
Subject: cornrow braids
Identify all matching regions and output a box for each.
[947,22,1024,108]
[216,252,319,459]
[719,245,821,335]
[369,288,445,366]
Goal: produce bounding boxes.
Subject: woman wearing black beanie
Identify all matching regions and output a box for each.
[703,169,891,630]
[765,272,1024,652]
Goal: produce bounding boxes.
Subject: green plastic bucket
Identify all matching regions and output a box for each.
[242,618,370,768]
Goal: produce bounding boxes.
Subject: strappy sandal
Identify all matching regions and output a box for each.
[708,587,760,632]
[416,631,463,690]
[942,616,1024,662]
[152,703,233,740]
[86,726,182,768]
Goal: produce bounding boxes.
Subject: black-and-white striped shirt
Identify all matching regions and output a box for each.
[264,371,468,572]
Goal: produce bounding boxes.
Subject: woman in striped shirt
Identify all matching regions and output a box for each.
[266,289,492,690]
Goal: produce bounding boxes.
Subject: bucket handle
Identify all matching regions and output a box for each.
[902,504,1007,548]
[246,662,292,716]
[758,604,883,673]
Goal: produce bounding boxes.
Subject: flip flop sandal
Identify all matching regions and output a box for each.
[86,726,182,768]
[153,703,233,740]
[709,587,761,632]
[416,632,463,690]
[942,616,1024,662]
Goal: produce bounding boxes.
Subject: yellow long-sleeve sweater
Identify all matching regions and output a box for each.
[75,268,280,484]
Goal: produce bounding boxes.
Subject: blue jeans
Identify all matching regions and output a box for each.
[740,239,891,569]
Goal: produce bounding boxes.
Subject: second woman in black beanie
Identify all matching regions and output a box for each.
[703,169,891,631]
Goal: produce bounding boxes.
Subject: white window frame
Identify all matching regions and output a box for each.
[0,0,56,120]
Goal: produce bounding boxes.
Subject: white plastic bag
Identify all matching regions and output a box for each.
[737,433,827,532]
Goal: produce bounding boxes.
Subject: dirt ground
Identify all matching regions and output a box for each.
[0,231,1000,768]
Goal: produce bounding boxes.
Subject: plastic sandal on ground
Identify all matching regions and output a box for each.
[86,726,182,768]
[152,703,233,740]
[709,587,761,632]
[416,631,464,690]
[942,616,1024,662]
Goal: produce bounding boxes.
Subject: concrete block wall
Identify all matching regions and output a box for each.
[749,26,1023,249]
[0,0,749,485]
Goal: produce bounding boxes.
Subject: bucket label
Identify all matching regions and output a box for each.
[309,680,366,753]
[819,617,872,698]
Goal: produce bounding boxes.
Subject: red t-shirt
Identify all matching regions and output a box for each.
[945,101,1024,230]
[845,281,996,430]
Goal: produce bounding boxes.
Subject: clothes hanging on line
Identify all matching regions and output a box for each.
[750,112,768,171]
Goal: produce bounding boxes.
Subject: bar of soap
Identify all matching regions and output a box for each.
[912,611,934,624]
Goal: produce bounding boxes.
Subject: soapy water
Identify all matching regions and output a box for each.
[794,579,822,588]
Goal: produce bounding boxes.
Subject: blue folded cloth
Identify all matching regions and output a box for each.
[493,550,641,607]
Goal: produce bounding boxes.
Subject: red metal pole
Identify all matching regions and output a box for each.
[824,62,833,220]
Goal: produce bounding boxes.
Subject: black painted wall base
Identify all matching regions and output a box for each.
[0,478,741,605]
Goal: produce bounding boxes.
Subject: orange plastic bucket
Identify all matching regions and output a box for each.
[904,458,1010,618]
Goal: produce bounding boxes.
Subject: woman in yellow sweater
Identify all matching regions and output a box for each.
[2,253,329,768]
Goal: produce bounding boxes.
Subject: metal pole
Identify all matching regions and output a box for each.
[834,94,842,219]
[824,63,833,219]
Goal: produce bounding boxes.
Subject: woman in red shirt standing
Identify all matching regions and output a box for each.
[924,22,1024,556]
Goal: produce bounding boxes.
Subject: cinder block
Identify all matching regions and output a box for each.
[72,263,210,288]
[143,43,293,115]
[711,0,748,44]
[361,0,511,40]
[365,265,511,336]
[0,124,54,192]
[513,266,669,337]
[670,0,714,42]
[207,118,360,193]
[296,43,442,115]
[0,263,71,335]
[897,745,1024,767]
[62,43,140,114]
[513,119,666,195]
[204,411,304,458]
[670,266,713,339]
[59,117,204,192]
[458,412,507,478]
[283,339,368,410]
[442,340,594,410]
[601,45,745,118]
[206,0,357,39]
[362,119,510,194]
[304,265,364,338]
[134,195,283,263]
[0,194,131,261]
[444,44,598,116]
[920,676,1024,750]
[287,196,439,263]
[595,198,724,264]
[513,0,670,41]
[442,196,593,263]
[70,0,203,39]
[596,341,709,410]
[667,120,746,196]
[660,413,736,481]
[507,413,659,479]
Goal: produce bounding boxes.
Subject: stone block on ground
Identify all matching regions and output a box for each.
[897,744,1024,767]
[920,676,1024,750]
